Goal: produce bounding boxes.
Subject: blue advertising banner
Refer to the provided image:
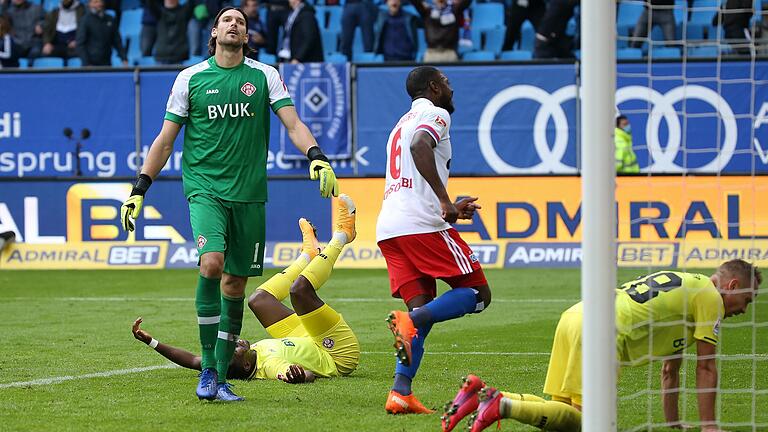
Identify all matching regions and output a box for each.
[356,61,768,175]
[279,63,351,160]
[0,72,136,177]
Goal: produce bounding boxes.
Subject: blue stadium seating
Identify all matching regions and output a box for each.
[321,29,339,57]
[690,0,719,27]
[65,57,81,67]
[687,45,719,57]
[650,46,681,58]
[499,50,532,60]
[617,47,643,59]
[483,27,505,56]
[326,52,347,63]
[122,0,142,10]
[471,3,505,31]
[617,1,645,36]
[18,58,28,68]
[184,56,204,66]
[120,9,143,40]
[462,50,495,61]
[326,6,342,32]
[136,56,157,66]
[315,5,328,28]
[33,57,64,68]
[354,52,384,63]
[257,52,277,64]
[519,20,534,51]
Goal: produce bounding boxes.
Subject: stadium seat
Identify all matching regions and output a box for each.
[499,50,532,60]
[519,20,534,51]
[315,5,327,28]
[462,50,495,61]
[687,45,719,57]
[673,0,687,25]
[184,56,204,66]
[352,27,371,57]
[321,29,339,57]
[126,36,143,65]
[137,56,157,66]
[326,6,342,32]
[690,0,719,27]
[471,3,505,31]
[416,28,426,54]
[401,4,419,17]
[43,0,57,11]
[650,46,681,58]
[353,52,383,63]
[32,56,64,68]
[120,9,143,41]
[257,52,277,64]
[18,58,28,68]
[617,47,643,59]
[617,1,644,38]
[325,52,348,63]
[65,57,82,67]
[565,17,577,37]
[483,27,505,56]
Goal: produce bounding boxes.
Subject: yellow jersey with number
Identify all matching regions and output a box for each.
[249,337,339,380]
[615,271,724,365]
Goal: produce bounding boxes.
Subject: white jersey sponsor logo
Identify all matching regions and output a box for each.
[376,98,453,242]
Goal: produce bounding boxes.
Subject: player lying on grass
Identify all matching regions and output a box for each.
[132,196,360,385]
[439,259,761,432]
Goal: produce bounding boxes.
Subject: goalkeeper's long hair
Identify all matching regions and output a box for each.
[207,6,254,57]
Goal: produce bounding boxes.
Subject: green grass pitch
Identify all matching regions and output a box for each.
[0,268,765,431]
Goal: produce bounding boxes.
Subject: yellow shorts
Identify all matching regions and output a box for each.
[543,303,583,406]
[297,304,360,376]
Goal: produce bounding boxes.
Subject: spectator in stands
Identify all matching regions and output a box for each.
[243,0,267,59]
[630,0,676,48]
[42,0,85,60]
[187,0,230,58]
[532,0,577,59]
[0,15,20,67]
[278,0,322,63]
[714,0,753,55]
[147,0,191,64]
[0,0,44,60]
[410,0,469,62]
[340,0,376,59]
[615,114,639,174]
[375,0,417,61]
[504,0,545,51]
[76,0,127,65]
[264,0,288,55]
[140,0,157,56]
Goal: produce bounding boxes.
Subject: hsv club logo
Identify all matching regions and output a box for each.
[241,82,256,96]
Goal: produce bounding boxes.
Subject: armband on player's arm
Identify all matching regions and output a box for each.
[306,146,339,198]
[120,174,153,232]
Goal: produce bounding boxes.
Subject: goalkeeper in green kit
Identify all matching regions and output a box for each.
[119,6,338,402]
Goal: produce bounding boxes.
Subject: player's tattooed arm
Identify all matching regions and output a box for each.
[132,317,202,371]
[411,131,458,223]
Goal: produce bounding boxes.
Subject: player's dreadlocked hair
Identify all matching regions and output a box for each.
[405,66,442,100]
[208,6,254,57]
[719,259,762,291]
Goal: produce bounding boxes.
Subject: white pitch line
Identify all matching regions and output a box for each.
[0,364,178,389]
[361,351,550,356]
[3,297,579,304]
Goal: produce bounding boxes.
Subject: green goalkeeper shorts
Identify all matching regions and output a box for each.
[188,193,265,277]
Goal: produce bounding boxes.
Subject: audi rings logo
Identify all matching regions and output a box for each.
[478,84,736,174]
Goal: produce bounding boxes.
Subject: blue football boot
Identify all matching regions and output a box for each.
[196,368,218,400]
[216,383,244,402]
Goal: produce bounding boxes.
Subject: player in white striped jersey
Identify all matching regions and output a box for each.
[375,66,492,416]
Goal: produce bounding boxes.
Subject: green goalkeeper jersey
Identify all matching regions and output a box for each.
[164,56,294,202]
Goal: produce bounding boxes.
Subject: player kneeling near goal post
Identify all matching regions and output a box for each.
[132,196,360,387]
[440,259,760,432]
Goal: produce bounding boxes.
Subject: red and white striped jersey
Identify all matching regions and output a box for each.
[376,98,453,242]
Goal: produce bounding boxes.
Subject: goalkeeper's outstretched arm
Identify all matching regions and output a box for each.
[132,317,202,371]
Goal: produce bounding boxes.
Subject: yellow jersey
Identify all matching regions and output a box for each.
[249,337,339,380]
[615,271,724,365]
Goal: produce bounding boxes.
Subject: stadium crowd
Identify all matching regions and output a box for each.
[1,0,767,68]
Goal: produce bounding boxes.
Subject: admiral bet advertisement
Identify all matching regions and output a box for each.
[3,177,768,270]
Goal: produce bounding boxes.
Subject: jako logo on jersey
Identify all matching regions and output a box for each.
[207,103,254,119]
[206,89,219,94]
[241,82,256,96]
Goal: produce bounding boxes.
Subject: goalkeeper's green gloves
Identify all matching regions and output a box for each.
[121,174,152,232]
[307,146,338,198]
